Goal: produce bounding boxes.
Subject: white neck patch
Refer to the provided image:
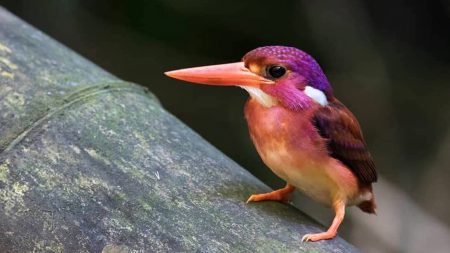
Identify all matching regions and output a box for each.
[304,86,328,106]
[239,86,278,108]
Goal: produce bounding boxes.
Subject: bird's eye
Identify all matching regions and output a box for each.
[267,65,286,79]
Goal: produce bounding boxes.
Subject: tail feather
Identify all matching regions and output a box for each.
[358,198,377,214]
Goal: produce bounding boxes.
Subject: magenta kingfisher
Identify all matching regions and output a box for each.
[165,46,377,242]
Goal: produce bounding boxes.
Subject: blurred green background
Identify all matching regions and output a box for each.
[1,1,449,252]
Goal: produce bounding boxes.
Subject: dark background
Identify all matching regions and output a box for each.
[1,1,449,252]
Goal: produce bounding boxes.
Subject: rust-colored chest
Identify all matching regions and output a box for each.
[244,99,327,178]
[243,98,361,205]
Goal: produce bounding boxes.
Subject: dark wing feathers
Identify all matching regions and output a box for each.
[312,100,377,184]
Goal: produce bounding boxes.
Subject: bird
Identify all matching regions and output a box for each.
[165,46,377,242]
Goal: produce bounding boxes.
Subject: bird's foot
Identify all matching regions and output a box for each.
[246,185,294,203]
[301,231,337,242]
[246,192,289,203]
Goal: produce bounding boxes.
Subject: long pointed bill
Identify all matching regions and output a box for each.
[165,62,274,87]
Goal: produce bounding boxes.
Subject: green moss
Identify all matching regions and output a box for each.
[112,192,128,203]
[101,244,132,253]
[0,42,12,53]
[32,240,65,253]
[0,180,30,216]
[84,148,112,166]
[12,182,29,196]
[0,160,9,183]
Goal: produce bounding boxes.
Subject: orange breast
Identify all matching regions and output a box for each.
[244,98,327,171]
[244,98,360,206]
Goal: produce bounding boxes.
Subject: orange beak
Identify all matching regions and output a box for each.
[165,62,274,87]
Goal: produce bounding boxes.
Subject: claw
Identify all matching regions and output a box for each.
[301,232,336,242]
[301,202,345,242]
[301,234,311,242]
[246,195,256,203]
[245,184,295,204]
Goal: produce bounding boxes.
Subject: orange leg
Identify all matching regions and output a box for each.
[302,201,345,242]
[246,184,295,203]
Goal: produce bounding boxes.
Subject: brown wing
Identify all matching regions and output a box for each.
[312,99,377,184]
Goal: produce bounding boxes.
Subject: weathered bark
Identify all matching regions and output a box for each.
[0,6,358,253]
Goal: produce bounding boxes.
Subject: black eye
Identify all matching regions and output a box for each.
[267,65,286,79]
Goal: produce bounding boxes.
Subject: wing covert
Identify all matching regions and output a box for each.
[312,100,377,184]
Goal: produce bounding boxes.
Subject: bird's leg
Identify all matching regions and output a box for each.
[247,184,295,203]
[302,201,345,242]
